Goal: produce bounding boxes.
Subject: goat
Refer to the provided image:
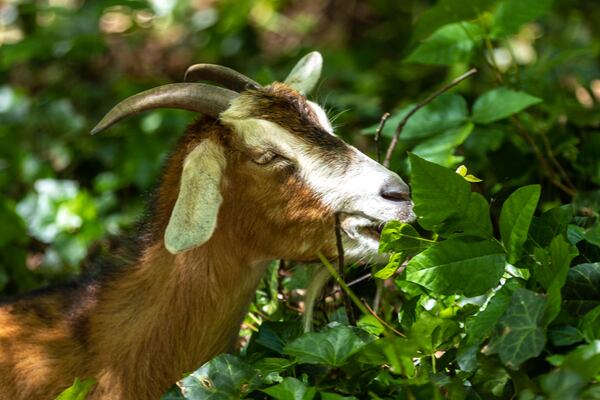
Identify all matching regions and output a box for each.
[0,52,414,399]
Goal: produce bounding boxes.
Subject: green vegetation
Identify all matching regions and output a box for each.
[2,0,600,398]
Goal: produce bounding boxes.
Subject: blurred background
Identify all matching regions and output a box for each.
[1,0,599,295]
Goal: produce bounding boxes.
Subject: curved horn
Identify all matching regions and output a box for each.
[91,83,238,135]
[184,64,261,92]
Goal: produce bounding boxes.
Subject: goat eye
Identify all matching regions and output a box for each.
[253,150,279,165]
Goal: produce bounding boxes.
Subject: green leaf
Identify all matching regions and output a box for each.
[253,321,304,354]
[409,153,493,237]
[559,341,600,381]
[55,378,96,400]
[320,392,358,400]
[583,223,600,248]
[378,221,428,255]
[252,358,294,385]
[411,0,496,42]
[499,185,541,263]
[357,314,385,336]
[178,354,260,400]
[364,93,467,140]
[283,325,370,367]
[406,237,506,297]
[409,312,461,353]
[374,252,406,280]
[533,236,579,327]
[261,377,317,400]
[406,22,483,65]
[466,279,521,345]
[492,0,553,38]
[548,326,584,347]
[579,306,600,342]
[563,263,600,316]
[412,123,474,167]
[487,288,547,368]
[530,205,573,247]
[471,88,542,124]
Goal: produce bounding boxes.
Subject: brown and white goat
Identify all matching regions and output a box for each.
[0,52,414,399]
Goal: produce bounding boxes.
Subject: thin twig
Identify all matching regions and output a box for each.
[363,300,405,337]
[383,68,478,168]
[510,116,576,197]
[374,112,391,164]
[317,253,370,316]
[334,213,356,324]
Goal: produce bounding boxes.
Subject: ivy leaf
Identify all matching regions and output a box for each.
[283,325,371,367]
[471,88,542,124]
[466,279,521,345]
[261,377,317,400]
[406,22,483,65]
[178,354,260,400]
[406,237,506,297]
[252,321,304,354]
[409,153,493,238]
[533,236,579,327]
[252,358,295,385]
[486,289,547,369]
[500,185,541,263]
[563,263,600,316]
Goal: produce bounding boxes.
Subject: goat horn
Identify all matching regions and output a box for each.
[184,64,261,92]
[91,83,238,135]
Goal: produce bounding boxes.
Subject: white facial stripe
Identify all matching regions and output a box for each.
[307,101,333,134]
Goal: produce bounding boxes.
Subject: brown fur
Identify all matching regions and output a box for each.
[0,86,340,399]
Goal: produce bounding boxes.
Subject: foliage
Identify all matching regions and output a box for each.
[1,0,600,398]
[159,153,600,399]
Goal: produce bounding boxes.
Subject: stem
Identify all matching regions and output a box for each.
[510,116,576,197]
[374,112,391,164]
[383,68,478,168]
[363,300,405,337]
[317,253,370,317]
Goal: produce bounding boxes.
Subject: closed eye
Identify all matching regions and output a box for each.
[253,150,284,165]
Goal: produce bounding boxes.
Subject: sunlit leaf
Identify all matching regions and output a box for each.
[406,237,506,297]
[55,378,96,400]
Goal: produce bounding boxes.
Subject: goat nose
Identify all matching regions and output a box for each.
[380,181,411,202]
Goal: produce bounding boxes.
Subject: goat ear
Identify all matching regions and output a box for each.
[164,140,226,254]
[284,51,323,95]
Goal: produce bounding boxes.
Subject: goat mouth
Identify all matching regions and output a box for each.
[359,222,385,240]
[337,213,386,242]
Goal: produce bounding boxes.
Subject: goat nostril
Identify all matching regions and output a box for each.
[381,190,411,202]
[380,182,411,202]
